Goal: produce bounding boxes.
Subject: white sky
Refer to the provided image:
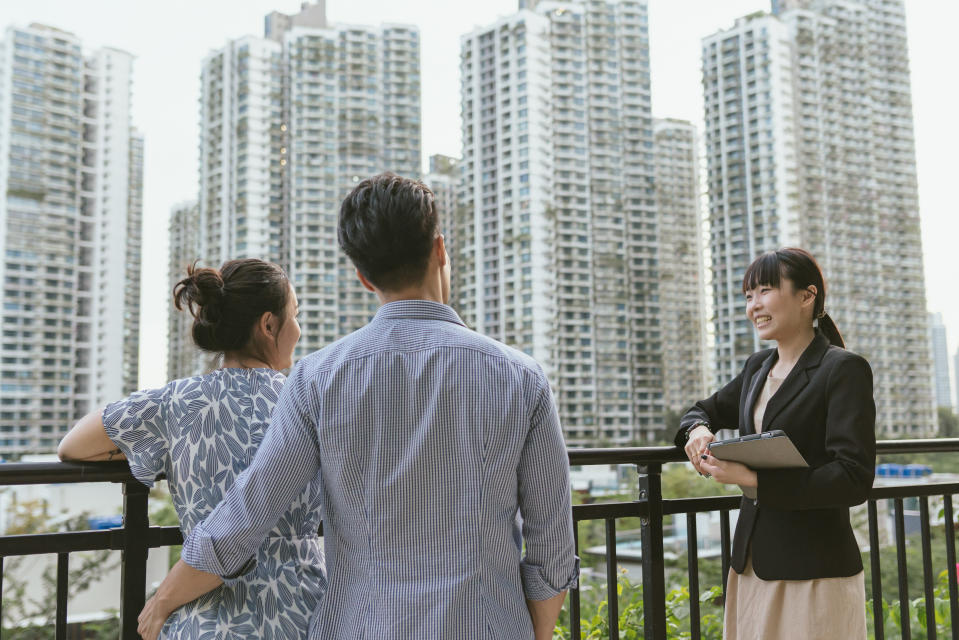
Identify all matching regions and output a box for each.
[2,0,957,391]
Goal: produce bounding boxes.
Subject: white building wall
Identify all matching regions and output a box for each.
[85,48,134,407]
[703,14,797,385]
[0,26,140,454]
[458,1,660,445]
[653,119,708,413]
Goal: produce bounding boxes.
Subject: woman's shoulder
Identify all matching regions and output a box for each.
[822,345,871,369]
[174,368,286,389]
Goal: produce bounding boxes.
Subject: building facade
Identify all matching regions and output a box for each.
[457,1,661,445]
[954,348,959,412]
[702,1,936,436]
[653,119,708,414]
[169,3,421,376]
[929,313,952,409]
[167,202,202,381]
[0,25,142,453]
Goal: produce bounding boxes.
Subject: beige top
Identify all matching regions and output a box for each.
[753,372,784,433]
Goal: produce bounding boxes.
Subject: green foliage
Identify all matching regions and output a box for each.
[1,503,119,638]
[937,406,958,438]
[552,570,725,639]
[661,463,739,500]
[864,523,958,607]
[866,569,955,638]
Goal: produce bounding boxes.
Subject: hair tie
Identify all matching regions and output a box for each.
[817,310,826,319]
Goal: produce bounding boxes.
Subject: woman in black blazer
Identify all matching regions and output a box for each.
[676,248,875,639]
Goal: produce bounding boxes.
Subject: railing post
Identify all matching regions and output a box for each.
[638,463,666,640]
[119,480,150,640]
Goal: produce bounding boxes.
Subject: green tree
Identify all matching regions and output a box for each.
[937,406,957,438]
[1,500,119,638]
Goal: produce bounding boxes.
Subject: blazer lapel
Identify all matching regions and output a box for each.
[742,351,776,436]
[761,332,830,431]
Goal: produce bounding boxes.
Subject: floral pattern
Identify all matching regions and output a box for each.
[104,368,325,639]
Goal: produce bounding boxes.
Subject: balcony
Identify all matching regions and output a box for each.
[0,439,957,639]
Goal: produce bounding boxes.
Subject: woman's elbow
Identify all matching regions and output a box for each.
[57,429,81,461]
[846,466,874,506]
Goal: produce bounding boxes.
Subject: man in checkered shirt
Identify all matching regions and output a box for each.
[147,173,579,640]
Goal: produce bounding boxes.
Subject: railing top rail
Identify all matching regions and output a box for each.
[873,437,959,454]
[1,438,957,485]
[0,460,134,485]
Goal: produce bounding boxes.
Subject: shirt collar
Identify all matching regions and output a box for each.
[372,299,467,327]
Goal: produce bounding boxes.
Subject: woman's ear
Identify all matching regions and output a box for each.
[803,286,818,308]
[257,310,277,340]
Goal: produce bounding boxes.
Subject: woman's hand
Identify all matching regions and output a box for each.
[700,453,758,489]
[137,593,173,640]
[684,425,715,474]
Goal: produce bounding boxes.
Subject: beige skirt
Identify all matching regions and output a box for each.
[724,555,867,640]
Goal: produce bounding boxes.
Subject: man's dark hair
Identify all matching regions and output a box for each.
[338,172,439,291]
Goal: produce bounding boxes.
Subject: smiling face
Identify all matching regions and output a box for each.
[744,279,815,343]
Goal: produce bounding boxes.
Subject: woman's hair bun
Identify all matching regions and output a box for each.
[172,259,289,354]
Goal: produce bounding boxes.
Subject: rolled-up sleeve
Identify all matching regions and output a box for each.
[181,365,322,578]
[517,371,580,601]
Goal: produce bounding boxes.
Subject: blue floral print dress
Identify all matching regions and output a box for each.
[103,368,326,640]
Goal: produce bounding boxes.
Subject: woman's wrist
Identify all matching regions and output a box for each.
[686,423,711,441]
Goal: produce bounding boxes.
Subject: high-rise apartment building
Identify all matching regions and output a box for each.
[702,1,935,435]
[954,348,959,412]
[283,17,420,352]
[170,2,421,375]
[423,154,459,223]
[930,313,952,409]
[457,1,659,445]
[0,25,142,453]
[422,154,459,244]
[653,119,708,414]
[167,201,202,381]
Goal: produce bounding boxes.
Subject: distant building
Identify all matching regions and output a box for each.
[930,313,952,409]
[169,2,422,373]
[167,202,203,380]
[653,119,709,414]
[458,0,662,445]
[702,1,935,436]
[421,154,459,252]
[955,347,959,411]
[0,25,142,453]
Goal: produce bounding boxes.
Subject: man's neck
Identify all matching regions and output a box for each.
[376,283,445,305]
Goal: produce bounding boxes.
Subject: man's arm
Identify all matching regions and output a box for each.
[517,371,579,638]
[180,367,322,577]
[527,592,567,640]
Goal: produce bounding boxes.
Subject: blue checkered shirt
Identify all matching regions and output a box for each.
[182,300,579,639]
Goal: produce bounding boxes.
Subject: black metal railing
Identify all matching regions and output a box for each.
[568,439,959,640]
[1,439,957,639]
[0,461,182,640]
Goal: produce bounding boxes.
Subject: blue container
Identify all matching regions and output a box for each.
[88,515,123,530]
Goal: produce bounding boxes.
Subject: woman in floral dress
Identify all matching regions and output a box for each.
[59,258,325,640]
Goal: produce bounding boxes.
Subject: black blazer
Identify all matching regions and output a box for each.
[674,332,876,580]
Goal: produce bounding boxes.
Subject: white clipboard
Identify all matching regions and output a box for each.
[707,430,809,469]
